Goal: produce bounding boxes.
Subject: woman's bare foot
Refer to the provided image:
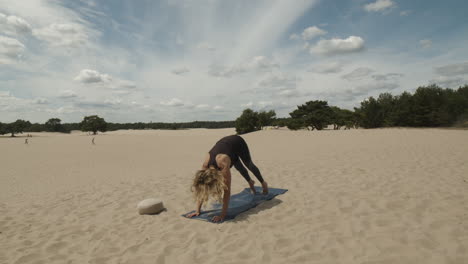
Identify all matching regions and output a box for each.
[261,181,269,194]
[248,180,256,194]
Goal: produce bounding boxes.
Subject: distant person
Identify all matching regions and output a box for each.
[186,135,268,222]
[25,138,28,144]
[92,137,95,144]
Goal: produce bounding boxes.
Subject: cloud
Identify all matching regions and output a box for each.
[257,72,297,89]
[277,89,300,98]
[301,26,327,40]
[160,98,184,107]
[400,10,412,16]
[248,56,279,70]
[289,33,300,40]
[172,67,190,75]
[342,82,399,100]
[34,98,49,104]
[74,69,112,83]
[434,62,468,76]
[342,67,374,81]
[0,35,25,64]
[33,23,90,48]
[429,76,466,88]
[419,39,432,49]
[240,101,273,110]
[371,73,403,81]
[258,101,273,109]
[195,104,210,109]
[58,90,78,99]
[310,36,365,56]
[209,56,278,77]
[196,42,216,51]
[241,102,253,108]
[213,105,223,110]
[0,13,32,36]
[364,0,395,13]
[310,61,344,74]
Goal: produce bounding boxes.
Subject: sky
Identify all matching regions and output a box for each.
[1,0,468,123]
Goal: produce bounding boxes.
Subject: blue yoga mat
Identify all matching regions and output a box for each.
[182,187,288,223]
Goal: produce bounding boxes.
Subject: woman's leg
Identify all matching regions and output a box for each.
[233,160,256,193]
[236,137,265,183]
[233,159,252,183]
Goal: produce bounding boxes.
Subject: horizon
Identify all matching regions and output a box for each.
[1,0,468,123]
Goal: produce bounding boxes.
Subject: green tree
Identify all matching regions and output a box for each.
[80,115,107,135]
[355,97,383,128]
[5,119,31,137]
[257,110,276,129]
[45,118,65,132]
[392,92,414,126]
[235,109,260,134]
[376,93,398,127]
[289,100,333,130]
[0,122,6,135]
[286,118,304,130]
[411,85,449,126]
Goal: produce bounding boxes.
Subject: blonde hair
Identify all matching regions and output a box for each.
[192,168,227,205]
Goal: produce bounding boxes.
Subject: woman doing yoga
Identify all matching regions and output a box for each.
[186,135,268,222]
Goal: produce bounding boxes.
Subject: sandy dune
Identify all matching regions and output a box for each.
[1,128,467,264]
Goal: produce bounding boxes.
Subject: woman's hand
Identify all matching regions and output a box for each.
[211,215,225,223]
[185,212,200,218]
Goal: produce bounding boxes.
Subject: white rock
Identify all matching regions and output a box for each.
[137,198,165,215]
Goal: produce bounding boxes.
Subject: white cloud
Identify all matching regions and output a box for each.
[0,35,25,64]
[160,98,184,107]
[0,91,11,97]
[301,26,327,40]
[257,72,297,89]
[338,82,399,101]
[33,23,90,48]
[289,33,300,40]
[195,104,210,109]
[0,13,32,36]
[310,61,344,74]
[74,69,112,83]
[277,89,300,98]
[420,39,432,49]
[196,42,216,51]
[429,76,466,88]
[434,62,468,76]
[172,67,190,75]
[364,0,395,13]
[58,90,78,99]
[400,10,412,16]
[248,56,279,70]
[209,56,278,77]
[103,98,122,106]
[241,102,253,108]
[213,105,223,110]
[310,36,365,56]
[258,101,273,109]
[371,73,403,81]
[34,98,49,104]
[342,67,374,81]
[114,80,136,90]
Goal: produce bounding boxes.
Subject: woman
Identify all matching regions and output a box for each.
[186,135,268,222]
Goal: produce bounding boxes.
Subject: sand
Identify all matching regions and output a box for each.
[1,128,467,264]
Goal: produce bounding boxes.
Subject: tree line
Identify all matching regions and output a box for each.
[0,115,235,137]
[1,85,467,137]
[234,85,468,133]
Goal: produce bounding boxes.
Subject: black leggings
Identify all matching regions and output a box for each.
[233,139,264,183]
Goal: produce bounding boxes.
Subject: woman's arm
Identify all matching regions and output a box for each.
[212,167,231,222]
[186,200,203,218]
